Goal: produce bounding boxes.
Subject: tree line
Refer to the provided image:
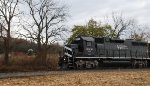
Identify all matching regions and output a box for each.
[0,0,67,65]
[68,13,150,44]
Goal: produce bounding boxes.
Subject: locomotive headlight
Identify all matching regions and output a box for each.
[86,48,93,51]
[64,58,66,61]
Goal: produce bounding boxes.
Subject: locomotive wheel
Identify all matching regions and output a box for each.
[98,60,103,68]
[140,60,148,68]
[77,64,85,69]
[139,61,143,68]
[138,60,147,68]
[144,61,148,68]
[73,63,78,69]
[133,60,142,68]
[132,60,137,68]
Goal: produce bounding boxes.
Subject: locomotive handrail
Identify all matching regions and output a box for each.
[64,46,72,51]
[64,52,72,57]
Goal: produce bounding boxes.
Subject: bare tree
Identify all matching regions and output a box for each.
[22,0,67,65]
[0,0,19,64]
[130,30,146,41]
[0,23,6,38]
[110,12,134,38]
[130,26,150,41]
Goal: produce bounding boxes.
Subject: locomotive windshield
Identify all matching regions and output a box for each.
[86,41,92,47]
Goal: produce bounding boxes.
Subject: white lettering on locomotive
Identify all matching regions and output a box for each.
[117,45,128,50]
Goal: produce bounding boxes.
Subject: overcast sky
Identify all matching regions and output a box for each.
[60,0,150,28]
[55,0,150,44]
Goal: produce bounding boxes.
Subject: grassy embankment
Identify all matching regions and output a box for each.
[0,53,59,72]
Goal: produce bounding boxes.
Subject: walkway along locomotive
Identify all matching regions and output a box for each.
[58,36,150,69]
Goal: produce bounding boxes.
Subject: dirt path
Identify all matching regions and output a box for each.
[0,68,149,79]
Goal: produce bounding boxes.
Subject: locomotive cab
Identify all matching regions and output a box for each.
[72,36,96,57]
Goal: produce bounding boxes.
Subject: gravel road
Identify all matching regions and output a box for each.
[0,71,65,79]
[0,68,149,79]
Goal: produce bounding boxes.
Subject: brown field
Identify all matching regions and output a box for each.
[0,69,150,86]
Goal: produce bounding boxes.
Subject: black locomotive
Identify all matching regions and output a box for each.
[59,36,150,69]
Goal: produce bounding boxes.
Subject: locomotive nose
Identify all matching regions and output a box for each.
[85,47,94,56]
[86,48,93,52]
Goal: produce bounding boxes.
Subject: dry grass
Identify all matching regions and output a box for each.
[0,70,150,86]
[46,53,59,70]
[0,54,4,66]
[9,54,35,66]
[0,53,59,72]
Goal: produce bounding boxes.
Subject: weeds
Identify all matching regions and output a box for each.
[0,53,59,72]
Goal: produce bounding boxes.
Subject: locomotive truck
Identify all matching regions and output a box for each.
[58,36,150,69]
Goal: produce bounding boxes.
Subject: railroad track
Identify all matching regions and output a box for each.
[0,68,150,79]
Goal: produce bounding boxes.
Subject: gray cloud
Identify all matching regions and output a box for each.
[60,0,150,27]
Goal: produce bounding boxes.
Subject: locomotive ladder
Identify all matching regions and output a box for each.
[64,46,74,68]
